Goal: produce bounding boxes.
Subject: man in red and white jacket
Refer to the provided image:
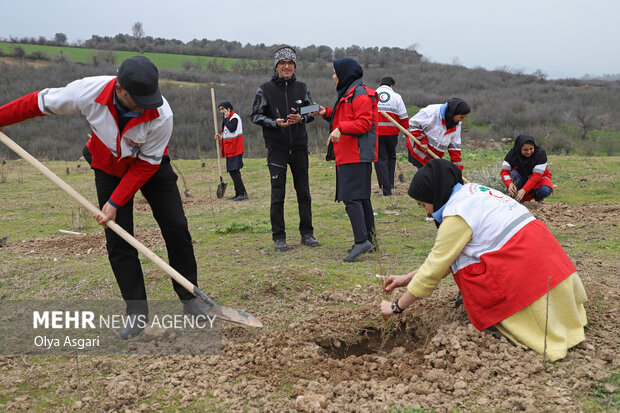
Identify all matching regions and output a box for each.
[375,77,408,196]
[0,56,209,338]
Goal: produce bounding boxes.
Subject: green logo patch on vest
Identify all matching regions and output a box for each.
[378,91,391,103]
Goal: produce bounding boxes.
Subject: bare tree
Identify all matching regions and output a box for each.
[574,94,604,140]
[132,22,145,53]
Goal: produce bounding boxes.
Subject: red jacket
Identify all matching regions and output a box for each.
[0,77,173,207]
[500,166,554,202]
[323,84,379,165]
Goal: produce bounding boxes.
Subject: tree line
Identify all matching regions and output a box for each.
[4,32,422,68]
[0,37,618,162]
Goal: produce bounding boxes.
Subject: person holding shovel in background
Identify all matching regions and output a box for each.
[214,101,248,201]
[500,134,553,203]
[405,98,469,171]
[0,56,212,339]
[375,76,409,196]
[380,159,587,361]
[251,46,319,252]
[405,97,470,220]
[318,57,380,262]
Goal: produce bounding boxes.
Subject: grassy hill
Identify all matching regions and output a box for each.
[0,41,250,70]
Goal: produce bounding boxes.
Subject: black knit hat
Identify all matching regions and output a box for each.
[274,46,297,68]
[117,56,163,110]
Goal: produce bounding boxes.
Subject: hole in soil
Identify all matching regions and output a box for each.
[317,323,430,359]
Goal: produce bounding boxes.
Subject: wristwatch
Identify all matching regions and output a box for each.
[391,298,404,314]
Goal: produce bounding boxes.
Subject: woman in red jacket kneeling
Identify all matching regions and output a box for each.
[501,134,553,202]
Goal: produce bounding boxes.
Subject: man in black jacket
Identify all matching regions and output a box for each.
[251,46,319,252]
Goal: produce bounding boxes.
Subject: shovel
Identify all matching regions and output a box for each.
[210,88,227,198]
[171,160,194,198]
[0,131,262,328]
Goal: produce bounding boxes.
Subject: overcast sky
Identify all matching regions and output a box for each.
[2,0,616,79]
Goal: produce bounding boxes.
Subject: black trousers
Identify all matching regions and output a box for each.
[267,148,313,241]
[228,169,246,196]
[374,134,398,194]
[93,158,197,315]
[344,199,375,244]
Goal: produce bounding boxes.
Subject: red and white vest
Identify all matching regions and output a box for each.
[443,183,576,330]
[220,111,244,158]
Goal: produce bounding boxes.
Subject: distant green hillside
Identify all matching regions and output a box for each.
[0,41,251,70]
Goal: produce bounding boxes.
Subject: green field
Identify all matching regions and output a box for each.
[0,41,251,70]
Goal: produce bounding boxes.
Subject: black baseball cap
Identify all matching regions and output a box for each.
[117,56,163,110]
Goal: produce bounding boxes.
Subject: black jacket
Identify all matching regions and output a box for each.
[251,73,314,152]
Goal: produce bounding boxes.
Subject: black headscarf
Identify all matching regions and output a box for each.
[408,159,464,223]
[333,58,363,101]
[504,134,547,178]
[444,98,470,129]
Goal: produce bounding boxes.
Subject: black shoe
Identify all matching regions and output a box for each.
[233,193,248,201]
[183,297,215,317]
[347,242,376,254]
[119,313,147,340]
[227,195,237,200]
[301,234,319,247]
[343,240,373,262]
[274,239,288,252]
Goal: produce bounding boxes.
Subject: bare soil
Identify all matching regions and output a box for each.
[1,202,618,411]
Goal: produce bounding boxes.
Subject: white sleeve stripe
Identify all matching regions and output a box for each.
[533,163,547,173]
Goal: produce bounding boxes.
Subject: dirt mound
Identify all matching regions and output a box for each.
[529,202,620,229]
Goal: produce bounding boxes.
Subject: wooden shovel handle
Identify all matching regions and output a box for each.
[210,88,223,177]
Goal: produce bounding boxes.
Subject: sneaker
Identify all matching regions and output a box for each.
[233,193,249,201]
[301,234,319,247]
[343,240,373,262]
[425,214,435,222]
[119,313,148,340]
[274,239,288,252]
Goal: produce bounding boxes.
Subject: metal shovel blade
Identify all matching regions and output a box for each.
[194,287,262,328]
[216,181,227,198]
[219,306,263,327]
